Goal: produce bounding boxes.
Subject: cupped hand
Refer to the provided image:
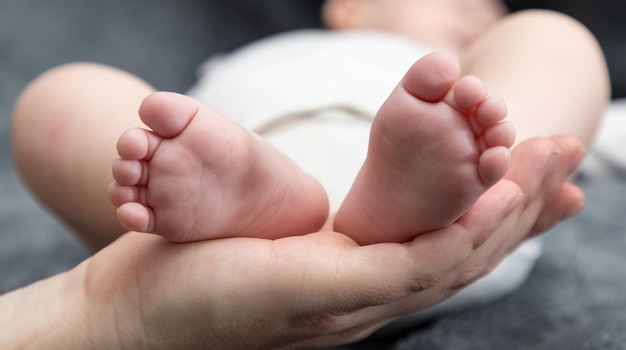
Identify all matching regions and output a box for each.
[79,134,586,349]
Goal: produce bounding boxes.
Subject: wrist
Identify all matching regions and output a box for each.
[0,262,94,349]
[80,243,148,349]
[0,253,148,350]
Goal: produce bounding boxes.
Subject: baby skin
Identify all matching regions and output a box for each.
[109,52,514,244]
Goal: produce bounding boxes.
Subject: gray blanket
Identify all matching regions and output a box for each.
[1,1,625,349]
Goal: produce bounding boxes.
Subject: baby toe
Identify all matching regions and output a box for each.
[481,121,516,151]
[139,92,199,138]
[478,146,511,186]
[117,202,154,233]
[474,95,508,128]
[402,52,461,103]
[108,182,139,207]
[450,75,487,110]
[116,128,147,159]
[112,159,147,185]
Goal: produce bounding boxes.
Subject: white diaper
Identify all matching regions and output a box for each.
[189,30,422,207]
[188,29,544,324]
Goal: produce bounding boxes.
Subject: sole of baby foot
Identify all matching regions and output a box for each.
[334,52,514,245]
[109,92,329,242]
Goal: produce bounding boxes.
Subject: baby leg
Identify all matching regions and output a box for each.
[460,10,609,145]
[12,63,154,250]
[334,52,515,245]
[109,92,329,242]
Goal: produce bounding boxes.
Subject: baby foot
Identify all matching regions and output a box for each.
[108,92,328,242]
[334,52,515,245]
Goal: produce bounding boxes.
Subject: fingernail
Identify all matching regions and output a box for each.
[567,147,588,175]
[506,190,525,215]
[564,199,585,219]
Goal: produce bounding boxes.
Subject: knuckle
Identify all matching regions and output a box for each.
[288,310,349,337]
[406,273,441,294]
[450,265,490,292]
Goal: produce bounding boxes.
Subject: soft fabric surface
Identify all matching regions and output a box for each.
[1,1,625,349]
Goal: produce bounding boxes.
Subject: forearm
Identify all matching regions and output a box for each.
[0,262,105,349]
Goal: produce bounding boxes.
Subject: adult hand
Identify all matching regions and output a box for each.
[4,134,585,350]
